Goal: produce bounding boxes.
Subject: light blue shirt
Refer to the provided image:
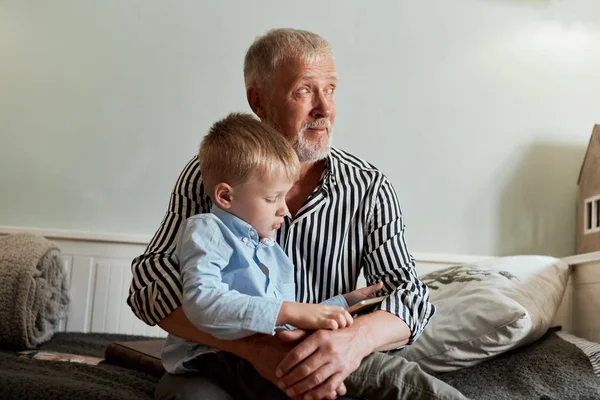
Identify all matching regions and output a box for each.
[161,206,348,374]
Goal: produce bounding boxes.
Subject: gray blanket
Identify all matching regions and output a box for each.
[0,331,598,399]
[439,331,600,399]
[0,333,157,400]
[0,233,70,349]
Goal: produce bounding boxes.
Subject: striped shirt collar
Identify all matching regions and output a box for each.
[319,151,339,193]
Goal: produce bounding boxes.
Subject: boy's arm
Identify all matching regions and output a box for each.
[278,284,385,331]
[179,217,283,340]
[179,217,352,339]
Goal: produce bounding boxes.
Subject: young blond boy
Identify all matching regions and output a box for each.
[160,113,467,400]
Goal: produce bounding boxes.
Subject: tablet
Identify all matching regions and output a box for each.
[346,295,387,316]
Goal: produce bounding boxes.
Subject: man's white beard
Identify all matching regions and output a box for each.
[292,125,332,163]
[264,109,332,163]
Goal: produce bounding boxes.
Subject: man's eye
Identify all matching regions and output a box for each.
[265,198,276,204]
[297,88,309,94]
[326,87,335,94]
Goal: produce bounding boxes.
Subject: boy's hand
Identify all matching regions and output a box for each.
[343,281,384,307]
[278,302,353,330]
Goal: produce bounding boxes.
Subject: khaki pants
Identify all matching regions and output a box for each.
[156,351,468,400]
[346,352,468,400]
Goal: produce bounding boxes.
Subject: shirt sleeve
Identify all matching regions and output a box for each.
[178,217,284,340]
[362,176,435,345]
[127,156,210,326]
[320,295,349,308]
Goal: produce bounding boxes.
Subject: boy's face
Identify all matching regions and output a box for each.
[227,171,293,239]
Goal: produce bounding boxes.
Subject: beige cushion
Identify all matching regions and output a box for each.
[401,256,569,374]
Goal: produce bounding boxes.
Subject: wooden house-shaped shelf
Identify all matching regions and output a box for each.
[578,125,600,254]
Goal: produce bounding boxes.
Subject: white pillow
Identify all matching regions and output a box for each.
[401,256,569,374]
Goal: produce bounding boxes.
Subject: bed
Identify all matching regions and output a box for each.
[0,231,599,399]
[0,328,598,399]
[0,333,158,400]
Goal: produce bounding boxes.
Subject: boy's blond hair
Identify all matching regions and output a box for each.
[199,113,300,191]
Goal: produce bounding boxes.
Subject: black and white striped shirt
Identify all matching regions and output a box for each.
[128,147,435,343]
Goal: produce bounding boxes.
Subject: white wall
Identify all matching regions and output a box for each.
[1,0,599,257]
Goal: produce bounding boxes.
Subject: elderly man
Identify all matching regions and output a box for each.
[129,28,461,400]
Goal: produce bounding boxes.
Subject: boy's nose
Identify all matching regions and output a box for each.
[277,203,289,217]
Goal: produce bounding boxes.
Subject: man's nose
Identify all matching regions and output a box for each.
[311,91,332,119]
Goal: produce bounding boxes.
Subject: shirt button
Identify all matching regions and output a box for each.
[249,231,255,236]
[242,237,249,243]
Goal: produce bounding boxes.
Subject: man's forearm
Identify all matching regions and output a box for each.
[158,306,258,360]
[354,310,411,352]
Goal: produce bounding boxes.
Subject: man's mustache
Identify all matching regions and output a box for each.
[300,118,331,132]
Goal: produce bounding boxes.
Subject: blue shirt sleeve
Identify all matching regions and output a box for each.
[177,217,284,340]
[320,295,348,308]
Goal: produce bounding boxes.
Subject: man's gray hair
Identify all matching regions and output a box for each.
[243,28,333,90]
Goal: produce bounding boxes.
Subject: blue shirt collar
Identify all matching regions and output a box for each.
[211,205,275,247]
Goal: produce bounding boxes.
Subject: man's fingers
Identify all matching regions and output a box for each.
[277,328,309,344]
[278,350,327,389]
[364,281,384,297]
[276,336,320,378]
[302,373,347,400]
[283,363,338,398]
[323,386,344,400]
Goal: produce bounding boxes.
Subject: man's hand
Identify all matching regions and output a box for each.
[250,330,347,400]
[278,302,353,330]
[275,310,411,400]
[246,332,299,384]
[275,322,374,400]
[343,281,384,307]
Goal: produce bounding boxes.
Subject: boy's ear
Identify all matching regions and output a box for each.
[213,182,234,209]
[247,87,266,120]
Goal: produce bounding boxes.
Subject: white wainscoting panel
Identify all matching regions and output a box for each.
[2,226,599,341]
[65,255,95,332]
[54,241,168,338]
[0,227,166,338]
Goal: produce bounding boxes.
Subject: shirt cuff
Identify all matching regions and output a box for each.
[320,295,349,309]
[243,297,284,335]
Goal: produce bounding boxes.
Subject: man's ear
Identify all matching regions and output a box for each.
[247,87,266,120]
[213,182,234,209]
